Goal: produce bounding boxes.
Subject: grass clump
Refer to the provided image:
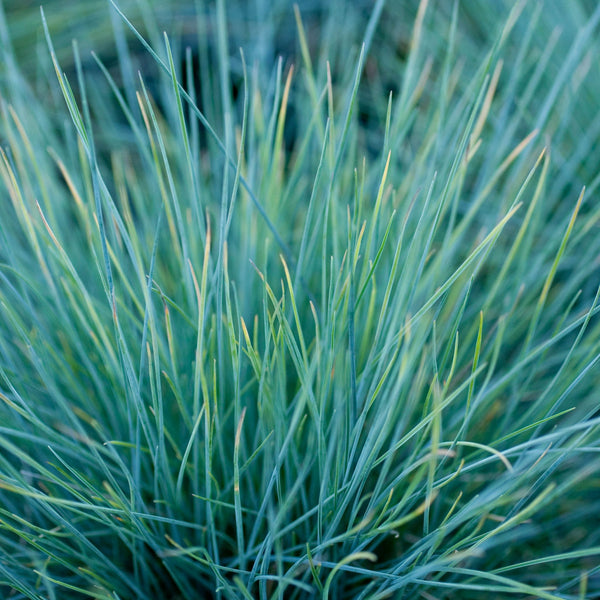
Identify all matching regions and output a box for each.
[1,0,600,598]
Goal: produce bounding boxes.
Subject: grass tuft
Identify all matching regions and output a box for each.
[1,1,600,598]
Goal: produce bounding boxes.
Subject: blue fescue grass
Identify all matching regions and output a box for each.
[1,0,600,598]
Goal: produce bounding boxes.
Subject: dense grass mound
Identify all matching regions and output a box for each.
[1,1,600,598]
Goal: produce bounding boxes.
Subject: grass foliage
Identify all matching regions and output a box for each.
[1,0,600,598]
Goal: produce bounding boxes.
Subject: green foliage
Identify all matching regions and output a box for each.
[1,0,599,598]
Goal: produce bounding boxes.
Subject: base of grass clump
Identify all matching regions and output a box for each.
[1,1,600,598]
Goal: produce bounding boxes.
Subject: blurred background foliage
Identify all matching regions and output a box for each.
[2,0,599,198]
